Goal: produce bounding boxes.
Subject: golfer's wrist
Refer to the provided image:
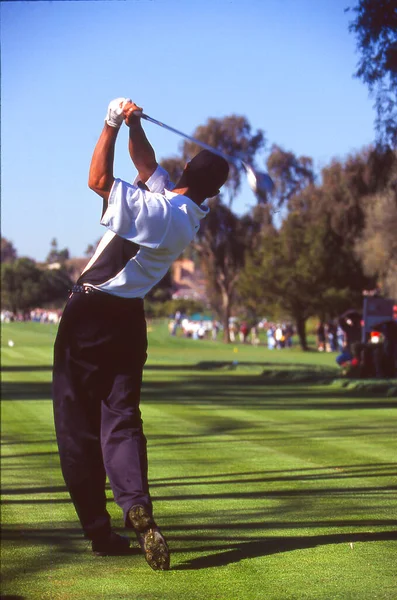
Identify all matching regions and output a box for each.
[127,118,143,131]
[105,120,122,130]
[102,123,121,143]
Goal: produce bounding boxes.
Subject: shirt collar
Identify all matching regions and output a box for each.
[164,189,209,218]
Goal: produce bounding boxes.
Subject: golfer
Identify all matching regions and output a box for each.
[52,98,229,570]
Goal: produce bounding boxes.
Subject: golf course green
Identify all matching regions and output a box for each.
[1,321,396,600]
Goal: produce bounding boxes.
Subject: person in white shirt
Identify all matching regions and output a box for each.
[52,98,229,570]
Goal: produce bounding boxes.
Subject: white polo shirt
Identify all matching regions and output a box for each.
[78,166,208,298]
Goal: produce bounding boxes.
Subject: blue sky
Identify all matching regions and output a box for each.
[1,0,375,262]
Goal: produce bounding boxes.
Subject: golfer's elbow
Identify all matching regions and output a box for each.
[88,174,114,197]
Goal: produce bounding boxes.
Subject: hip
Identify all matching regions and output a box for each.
[56,289,147,356]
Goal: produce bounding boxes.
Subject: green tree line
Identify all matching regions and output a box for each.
[1,238,73,316]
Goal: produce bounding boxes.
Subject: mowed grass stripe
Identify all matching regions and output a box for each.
[143,402,396,523]
[1,322,396,599]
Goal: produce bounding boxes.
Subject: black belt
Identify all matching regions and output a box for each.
[68,284,102,296]
[68,285,143,306]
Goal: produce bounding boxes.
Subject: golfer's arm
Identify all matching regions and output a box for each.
[88,124,119,207]
[128,120,158,183]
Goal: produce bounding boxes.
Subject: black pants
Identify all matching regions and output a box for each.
[52,291,151,540]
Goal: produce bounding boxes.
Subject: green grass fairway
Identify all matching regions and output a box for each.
[1,321,397,600]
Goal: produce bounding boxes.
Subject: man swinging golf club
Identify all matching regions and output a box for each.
[52,98,229,570]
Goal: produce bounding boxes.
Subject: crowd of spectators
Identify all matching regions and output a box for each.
[1,308,62,324]
[168,313,298,347]
[264,323,295,350]
[168,311,214,339]
[316,320,346,353]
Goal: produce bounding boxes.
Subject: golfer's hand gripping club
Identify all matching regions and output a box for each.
[123,102,144,127]
[105,98,132,128]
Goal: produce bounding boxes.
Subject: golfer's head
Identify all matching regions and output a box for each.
[185,150,229,200]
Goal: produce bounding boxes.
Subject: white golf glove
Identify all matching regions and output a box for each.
[105,97,132,128]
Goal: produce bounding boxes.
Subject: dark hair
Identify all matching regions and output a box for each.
[185,150,229,197]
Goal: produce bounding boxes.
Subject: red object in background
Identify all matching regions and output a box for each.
[351,358,359,367]
[370,331,381,341]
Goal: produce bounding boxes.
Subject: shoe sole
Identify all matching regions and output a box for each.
[141,529,170,571]
[129,506,170,570]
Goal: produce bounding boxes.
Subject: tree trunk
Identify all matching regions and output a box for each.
[221,290,231,343]
[295,314,308,351]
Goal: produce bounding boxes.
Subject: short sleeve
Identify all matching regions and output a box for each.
[101,179,171,248]
[132,164,174,193]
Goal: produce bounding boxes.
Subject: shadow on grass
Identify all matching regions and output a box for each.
[3,482,396,504]
[1,374,396,406]
[0,361,334,371]
[3,463,396,499]
[0,438,55,446]
[1,525,140,589]
[1,382,53,401]
[1,451,58,460]
[1,366,53,372]
[151,463,397,487]
[152,463,397,481]
[174,530,397,570]
[2,524,396,575]
[0,525,139,556]
[7,457,397,494]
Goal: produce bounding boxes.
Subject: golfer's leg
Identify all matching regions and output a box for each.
[52,300,111,540]
[100,300,152,526]
[101,368,152,526]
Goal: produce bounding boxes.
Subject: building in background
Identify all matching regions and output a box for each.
[171,259,207,302]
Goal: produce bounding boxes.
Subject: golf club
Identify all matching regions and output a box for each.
[140,113,275,198]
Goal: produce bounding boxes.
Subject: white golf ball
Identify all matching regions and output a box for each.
[8,340,14,347]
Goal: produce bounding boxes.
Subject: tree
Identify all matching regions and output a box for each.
[194,199,249,342]
[317,146,396,296]
[239,166,376,350]
[348,0,397,147]
[40,267,73,307]
[239,207,324,350]
[354,147,397,298]
[1,237,17,263]
[316,146,395,241]
[266,145,315,209]
[2,258,73,314]
[46,238,70,264]
[1,258,43,315]
[356,189,397,297]
[239,213,348,350]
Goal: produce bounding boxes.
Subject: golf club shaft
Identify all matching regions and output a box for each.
[140,112,275,195]
[140,113,239,167]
